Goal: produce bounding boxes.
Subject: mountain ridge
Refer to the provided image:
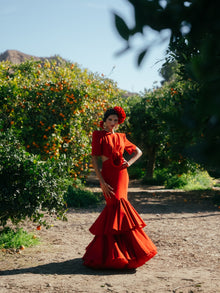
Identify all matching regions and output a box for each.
[0,49,64,64]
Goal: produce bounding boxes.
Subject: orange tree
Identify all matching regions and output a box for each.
[0,58,123,178]
[128,79,200,179]
[0,58,124,226]
[0,128,67,227]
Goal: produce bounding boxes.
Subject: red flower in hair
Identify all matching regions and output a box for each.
[113,106,126,124]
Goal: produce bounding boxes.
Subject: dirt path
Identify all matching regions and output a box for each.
[0,180,220,293]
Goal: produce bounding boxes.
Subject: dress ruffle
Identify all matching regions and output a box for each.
[83,228,157,269]
[89,198,146,235]
[83,198,157,269]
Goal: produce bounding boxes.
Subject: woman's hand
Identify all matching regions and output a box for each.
[120,158,130,169]
[100,180,115,198]
[125,147,142,167]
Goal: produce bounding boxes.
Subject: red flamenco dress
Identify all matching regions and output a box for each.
[83,130,157,269]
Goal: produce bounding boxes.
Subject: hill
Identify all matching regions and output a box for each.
[0,49,65,64]
[0,50,42,64]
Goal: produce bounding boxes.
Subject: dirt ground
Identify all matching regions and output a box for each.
[0,177,220,293]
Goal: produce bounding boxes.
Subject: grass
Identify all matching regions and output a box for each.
[165,170,214,190]
[129,164,214,191]
[0,227,40,249]
[213,180,220,188]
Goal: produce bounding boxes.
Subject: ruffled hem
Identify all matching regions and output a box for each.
[83,228,157,269]
[89,198,146,235]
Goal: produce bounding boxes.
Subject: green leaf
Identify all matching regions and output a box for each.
[137,48,148,66]
[114,14,130,41]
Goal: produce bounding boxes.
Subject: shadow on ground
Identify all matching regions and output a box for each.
[84,174,220,215]
[86,171,220,213]
[0,258,136,276]
[127,187,220,214]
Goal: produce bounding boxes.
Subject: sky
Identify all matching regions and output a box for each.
[0,0,170,93]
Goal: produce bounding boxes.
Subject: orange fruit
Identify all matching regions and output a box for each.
[37,225,41,230]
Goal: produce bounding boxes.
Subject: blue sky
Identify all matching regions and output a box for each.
[0,0,170,93]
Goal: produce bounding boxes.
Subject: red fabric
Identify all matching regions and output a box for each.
[91,130,137,157]
[83,131,157,269]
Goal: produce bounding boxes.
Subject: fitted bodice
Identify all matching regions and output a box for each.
[91,130,136,167]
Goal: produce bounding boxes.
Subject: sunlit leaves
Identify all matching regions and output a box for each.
[0,59,123,183]
[0,58,124,226]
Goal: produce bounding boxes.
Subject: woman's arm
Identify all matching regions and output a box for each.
[127,147,142,167]
[92,155,115,198]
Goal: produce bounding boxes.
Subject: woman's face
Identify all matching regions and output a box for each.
[105,114,118,131]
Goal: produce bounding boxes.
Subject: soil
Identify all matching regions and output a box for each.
[0,176,220,293]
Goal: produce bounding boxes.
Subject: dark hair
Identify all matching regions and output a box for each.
[103,108,118,122]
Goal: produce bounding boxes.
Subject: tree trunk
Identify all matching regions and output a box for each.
[146,146,157,179]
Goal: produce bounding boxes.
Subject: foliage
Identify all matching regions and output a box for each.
[164,170,214,191]
[128,164,146,180]
[127,159,213,191]
[128,79,200,178]
[0,58,124,227]
[113,0,220,166]
[0,227,40,249]
[152,160,213,190]
[0,59,124,180]
[64,186,102,208]
[0,129,67,227]
[159,60,180,83]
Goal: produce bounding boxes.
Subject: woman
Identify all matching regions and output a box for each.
[83,106,157,269]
